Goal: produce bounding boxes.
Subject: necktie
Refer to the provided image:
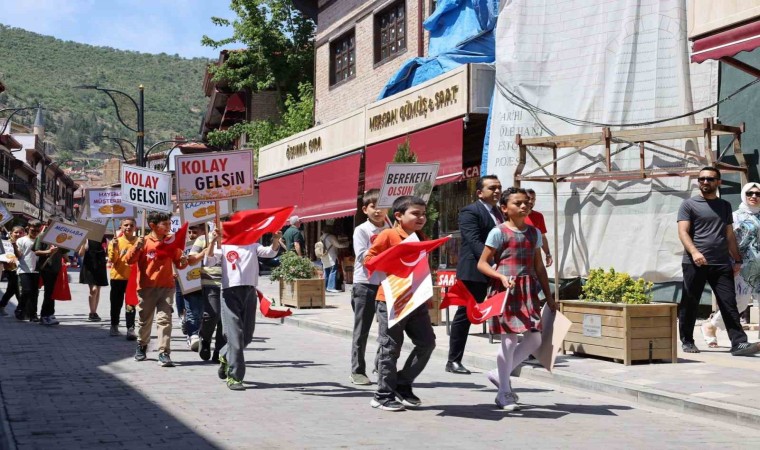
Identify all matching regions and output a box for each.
[492,206,504,224]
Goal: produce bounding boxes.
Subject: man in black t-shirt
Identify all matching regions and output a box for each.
[677,167,759,356]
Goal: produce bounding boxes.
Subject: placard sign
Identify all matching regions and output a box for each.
[40,221,89,251]
[0,202,12,227]
[175,245,202,294]
[86,188,135,219]
[0,240,16,263]
[171,215,181,233]
[582,314,602,338]
[121,165,173,212]
[377,163,439,208]
[180,200,231,226]
[175,150,254,202]
[76,218,107,243]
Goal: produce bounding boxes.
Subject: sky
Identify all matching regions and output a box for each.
[0,0,239,59]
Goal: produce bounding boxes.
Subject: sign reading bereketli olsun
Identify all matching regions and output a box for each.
[377,163,440,208]
[175,151,254,202]
[120,165,173,213]
[41,221,89,252]
[86,188,135,219]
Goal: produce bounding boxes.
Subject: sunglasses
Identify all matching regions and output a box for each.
[697,177,718,183]
[747,192,760,198]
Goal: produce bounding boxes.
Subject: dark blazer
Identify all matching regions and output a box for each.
[456,201,499,283]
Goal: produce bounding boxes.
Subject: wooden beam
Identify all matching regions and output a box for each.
[721,56,760,79]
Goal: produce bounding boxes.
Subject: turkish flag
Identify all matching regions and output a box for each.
[440,280,509,325]
[125,264,139,306]
[52,261,72,301]
[156,222,188,260]
[257,289,292,319]
[365,236,450,278]
[222,206,295,246]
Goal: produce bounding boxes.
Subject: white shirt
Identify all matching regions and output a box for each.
[319,233,349,268]
[206,243,277,289]
[16,236,38,274]
[352,220,390,285]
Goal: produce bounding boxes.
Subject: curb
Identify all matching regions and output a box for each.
[280,314,760,430]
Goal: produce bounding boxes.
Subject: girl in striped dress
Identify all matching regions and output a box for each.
[477,187,556,411]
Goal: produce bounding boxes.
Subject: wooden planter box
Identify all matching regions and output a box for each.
[279,279,325,309]
[560,300,678,365]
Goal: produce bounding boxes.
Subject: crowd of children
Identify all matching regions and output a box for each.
[0,178,555,406]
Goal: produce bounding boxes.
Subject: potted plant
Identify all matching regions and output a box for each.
[560,268,677,365]
[271,252,325,308]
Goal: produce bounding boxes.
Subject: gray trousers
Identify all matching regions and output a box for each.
[200,284,226,352]
[375,300,436,400]
[220,285,257,381]
[351,283,378,375]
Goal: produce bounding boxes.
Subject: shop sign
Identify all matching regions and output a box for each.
[40,221,88,251]
[86,188,135,219]
[436,270,457,288]
[180,200,232,226]
[258,109,365,178]
[2,199,38,218]
[463,165,481,180]
[366,65,469,145]
[377,163,439,208]
[175,151,254,202]
[121,165,173,213]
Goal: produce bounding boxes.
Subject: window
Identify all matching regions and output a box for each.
[375,1,406,64]
[330,30,355,86]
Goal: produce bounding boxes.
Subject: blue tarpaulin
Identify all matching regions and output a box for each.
[377,0,498,100]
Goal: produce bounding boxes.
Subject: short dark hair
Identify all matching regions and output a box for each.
[476,175,500,191]
[147,211,171,225]
[525,188,536,195]
[27,220,42,229]
[499,187,528,206]
[188,224,202,231]
[700,166,721,179]
[363,189,381,207]
[392,195,426,216]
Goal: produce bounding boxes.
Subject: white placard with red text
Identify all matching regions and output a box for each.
[377,163,439,208]
[120,165,173,212]
[175,151,254,202]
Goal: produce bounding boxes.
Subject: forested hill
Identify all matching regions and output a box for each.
[0,25,210,167]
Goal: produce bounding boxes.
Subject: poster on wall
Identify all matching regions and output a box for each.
[175,151,254,202]
[86,188,135,219]
[120,165,173,213]
[377,163,439,208]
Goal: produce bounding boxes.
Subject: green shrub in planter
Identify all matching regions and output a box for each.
[270,251,317,283]
[580,267,653,304]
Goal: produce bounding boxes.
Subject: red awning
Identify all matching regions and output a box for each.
[298,153,361,223]
[691,20,760,63]
[258,171,304,213]
[364,119,464,191]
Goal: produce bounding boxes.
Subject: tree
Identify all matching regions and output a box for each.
[202,0,315,98]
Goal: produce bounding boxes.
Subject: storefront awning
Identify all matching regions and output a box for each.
[691,20,760,63]
[258,170,304,213]
[364,119,464,191]
[298,153,361,223]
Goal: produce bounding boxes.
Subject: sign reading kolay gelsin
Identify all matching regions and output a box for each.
[86,188,135,219]
[175,151,254,202]
[377,163,439,209]
[121,165,173,213]
[40,221,89,252]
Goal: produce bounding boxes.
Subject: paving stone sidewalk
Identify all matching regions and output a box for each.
[256,277,760,429]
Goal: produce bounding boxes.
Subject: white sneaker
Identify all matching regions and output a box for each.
[189,335,200,352]
[47,315,60,325]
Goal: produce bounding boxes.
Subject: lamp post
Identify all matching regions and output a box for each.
[75,85,145,167]
[100,135,136,163]
[0,106,39,135]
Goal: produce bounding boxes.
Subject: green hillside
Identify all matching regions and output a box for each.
[0,25,210,166]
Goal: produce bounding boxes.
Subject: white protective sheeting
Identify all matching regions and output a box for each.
[486,0,719,282]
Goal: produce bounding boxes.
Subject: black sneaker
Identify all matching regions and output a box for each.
[134,344,147,361]
[29,314,39,323]
[157,352,174,367]
[14,310,26,321]
[682,342,700,353]
[180,319,188,336]
[218,355,228,380]
[395,386,421,407]
[199,340,211,361]
[370,398,405,412]
[211,350,220,364]
[88,313,101,322]
[731,342,760,356]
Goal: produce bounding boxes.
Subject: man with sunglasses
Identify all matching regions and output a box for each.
[677,167,759,356]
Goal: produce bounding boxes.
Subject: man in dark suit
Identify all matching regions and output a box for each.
[446,175,503,374]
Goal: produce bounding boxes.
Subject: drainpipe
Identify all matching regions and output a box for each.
[418,0,425,57]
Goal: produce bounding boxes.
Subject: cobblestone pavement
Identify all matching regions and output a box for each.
[1,281,758,449]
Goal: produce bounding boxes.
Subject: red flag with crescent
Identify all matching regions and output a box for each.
[156,222,188,260]
[440,280,509,324]
[222,206,295,246]
[365,236,450,278]
[257,289,293,319]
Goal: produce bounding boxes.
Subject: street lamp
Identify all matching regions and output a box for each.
[75,85,145,167]
[100,135,136,162]
[0,105,39,135]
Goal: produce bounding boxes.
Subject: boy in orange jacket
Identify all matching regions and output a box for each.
[126,211,188,367]
[364,195,436,412]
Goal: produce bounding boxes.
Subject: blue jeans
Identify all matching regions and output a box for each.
[183,291,205,336]
[175,282,185,317]
[324,265,337,290]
